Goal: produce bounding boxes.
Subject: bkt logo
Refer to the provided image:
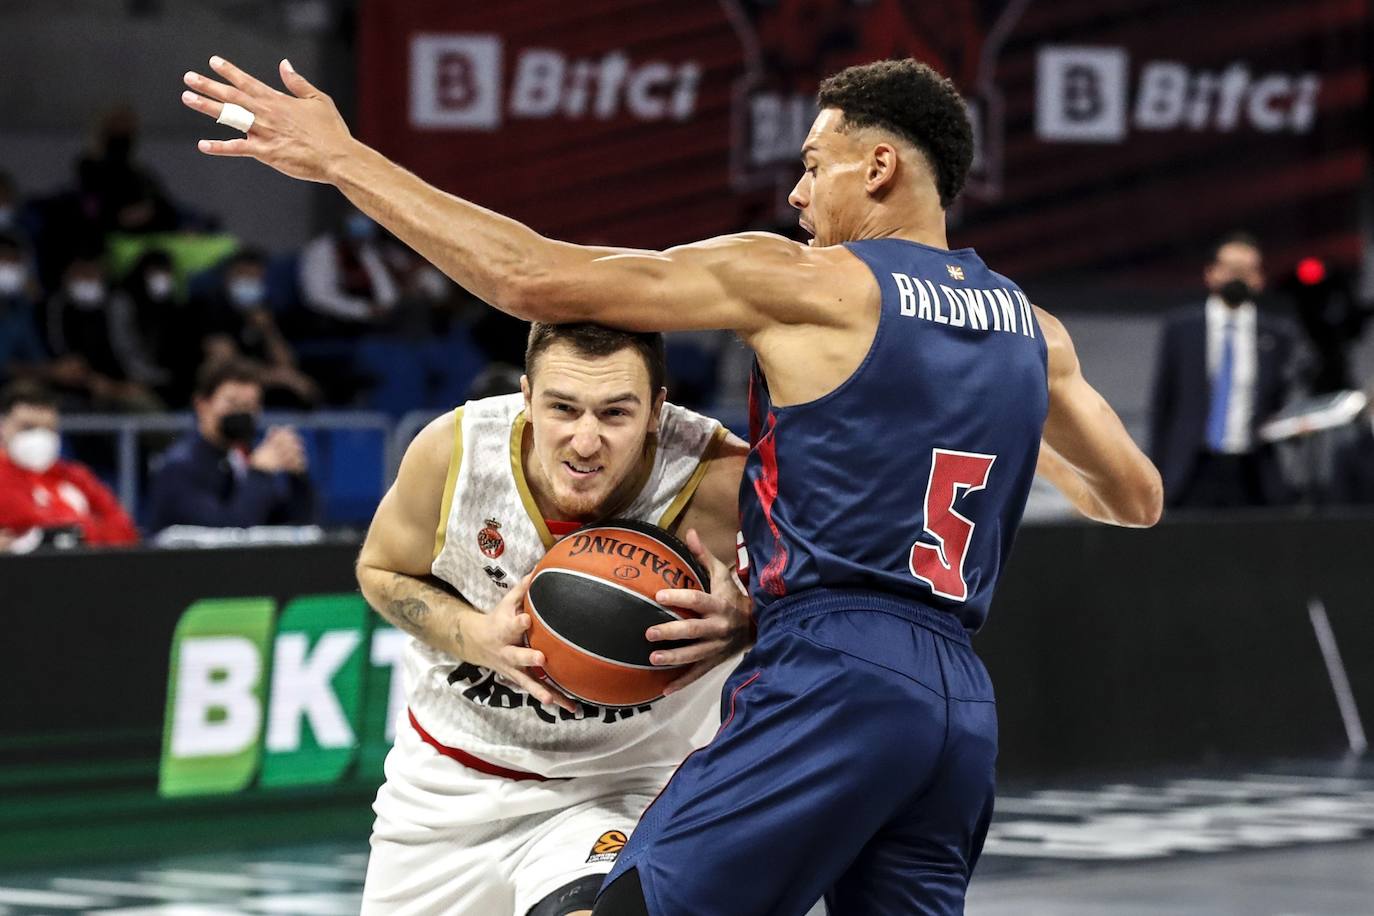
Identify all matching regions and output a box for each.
[410,34,701,131]
[1036,46,1321,143]
[159,594,405,797]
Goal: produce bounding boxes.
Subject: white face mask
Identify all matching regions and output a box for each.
[67,279,105,307]
[0,262,24,296]
[146,271,174,301]
[8,427,59,473]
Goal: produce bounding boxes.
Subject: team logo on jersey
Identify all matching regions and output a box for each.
[477,518,505,558]
[586,830,627,863]
[947,264,966,281]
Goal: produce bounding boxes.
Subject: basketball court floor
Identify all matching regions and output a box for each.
[1,760,1370,914]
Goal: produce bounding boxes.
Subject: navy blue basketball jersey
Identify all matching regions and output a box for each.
[740,238,1049,631]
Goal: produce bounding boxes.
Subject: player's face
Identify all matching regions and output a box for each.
[523,343,666,520]
[789,108,870,248]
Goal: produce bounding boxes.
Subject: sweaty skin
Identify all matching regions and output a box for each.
[182,57,1160,528]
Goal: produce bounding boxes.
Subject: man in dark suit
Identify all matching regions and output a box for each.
[146,359,314,532]
[1149,232,1297,509]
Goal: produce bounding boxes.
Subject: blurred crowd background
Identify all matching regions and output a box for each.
[0,0,1370,550]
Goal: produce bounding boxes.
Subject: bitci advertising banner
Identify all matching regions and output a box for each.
[357,0,1369,289]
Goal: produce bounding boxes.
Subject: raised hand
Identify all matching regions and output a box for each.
[181,56,356,183]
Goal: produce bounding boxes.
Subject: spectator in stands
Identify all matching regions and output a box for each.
[298,208,399,333]
[146,359,314,532]
[43,251,163,411]
[1149,232,1297,509]
[193,249,320,407]
[0,381,138,550]
[76,106,181,235]
[0,233,52,386]
[112,249,176,396]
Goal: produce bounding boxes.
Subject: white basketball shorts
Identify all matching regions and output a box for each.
[361,714,674,915]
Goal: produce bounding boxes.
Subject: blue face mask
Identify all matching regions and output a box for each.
[227,277,266,311]
[345,214,378,242]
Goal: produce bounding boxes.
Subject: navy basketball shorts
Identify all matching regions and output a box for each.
[601,588,997,916]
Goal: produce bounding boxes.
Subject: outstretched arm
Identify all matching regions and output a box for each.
[181,58,843,336]
[1035,306,1163,527]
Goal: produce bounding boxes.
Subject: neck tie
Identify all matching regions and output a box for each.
[1206,317,1235,451]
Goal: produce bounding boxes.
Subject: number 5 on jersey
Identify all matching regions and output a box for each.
[909,449,997,602]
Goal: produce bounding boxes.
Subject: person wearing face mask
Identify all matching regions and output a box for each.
[297,207,400,334]
[0,381,138,550]
[110,249,176,396]
[1149,231,1299,509]
[145,358,315,533]
[43,252,163,412]
[192,249,320,407]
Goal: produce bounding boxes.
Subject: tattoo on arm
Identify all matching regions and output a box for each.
[374,571,468,656]
[385,595,430,637]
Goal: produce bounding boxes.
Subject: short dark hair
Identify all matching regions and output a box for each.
[525,323,666,396]
[1210,230,1262,264]
[194,358,261,400]
[817,59,974,209]
[0,380,58,415]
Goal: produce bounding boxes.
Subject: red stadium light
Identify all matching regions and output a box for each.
[1296,257,1327,286]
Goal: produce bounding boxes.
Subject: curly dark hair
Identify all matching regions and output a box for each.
[817,59,974,209]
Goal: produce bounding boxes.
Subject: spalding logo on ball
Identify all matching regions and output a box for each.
[525,519,708,708]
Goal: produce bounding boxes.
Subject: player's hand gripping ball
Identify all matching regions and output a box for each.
[524,520,707,707]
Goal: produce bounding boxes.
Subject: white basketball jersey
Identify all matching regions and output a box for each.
[408,393,730,778]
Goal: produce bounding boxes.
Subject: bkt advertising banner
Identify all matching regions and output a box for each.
[160,593,406,796]
[357,0,1368,290]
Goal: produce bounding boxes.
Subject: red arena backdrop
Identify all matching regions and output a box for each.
[357,0,1369,290]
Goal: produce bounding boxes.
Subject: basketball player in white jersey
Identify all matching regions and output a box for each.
[354,322,750,916]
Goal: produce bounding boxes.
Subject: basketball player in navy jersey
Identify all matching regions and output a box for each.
[184,54,1163,916]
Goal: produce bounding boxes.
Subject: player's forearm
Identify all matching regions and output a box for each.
[327,140,572,320]
[1036,445,1113,524]
[356,561,479,662]
[1037,440,1161,528]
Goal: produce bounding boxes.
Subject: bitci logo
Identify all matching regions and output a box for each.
[410,34,503,130]
[1036,47,1129,143]
[410,33,701,131]
[1037,45,1322,143]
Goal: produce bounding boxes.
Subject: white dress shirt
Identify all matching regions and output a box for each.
[1204,295,1257,454]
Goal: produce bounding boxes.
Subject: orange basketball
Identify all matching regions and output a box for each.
[524,519,708,707]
